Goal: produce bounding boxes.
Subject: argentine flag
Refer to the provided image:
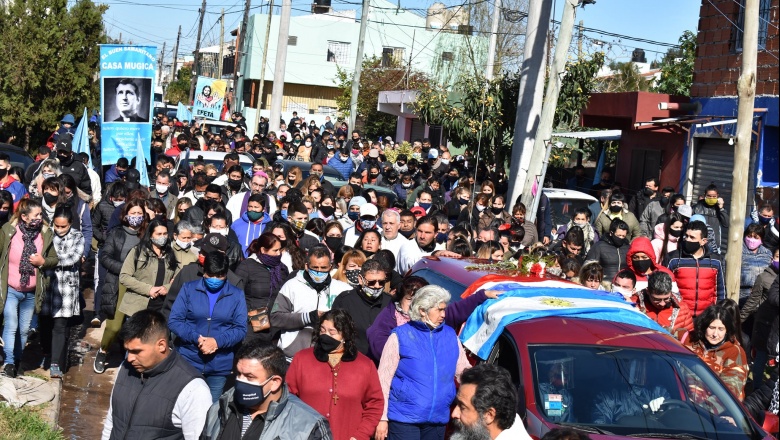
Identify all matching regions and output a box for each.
[459,279,669,360]
[177,102,193,122]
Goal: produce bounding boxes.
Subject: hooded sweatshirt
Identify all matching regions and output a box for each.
[626,236,676,292]
[650,222,679,264]
[230,211,272,257]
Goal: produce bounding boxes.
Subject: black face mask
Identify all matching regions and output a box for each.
[320,205,336,218]
[609,205,622,214]
[324,235,343,251]
[228,178,242,190]
[660,196,670,206]
[0,168,8,179]
[669,229,682,238]
[643,187,655,197]
[491,207,503,215]
[43,193,59,206]
[400,229,415,239]
[316,334,343,353]
[58,154,73,166]
[633,259,653,273]
[682,240,701,255]
[611,235,626,247]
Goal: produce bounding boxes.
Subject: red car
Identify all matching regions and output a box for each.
[410,256,778,440]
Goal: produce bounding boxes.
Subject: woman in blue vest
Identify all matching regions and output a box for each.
[375,285,471,440]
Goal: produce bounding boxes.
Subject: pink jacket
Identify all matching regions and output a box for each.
[651,222,678,264]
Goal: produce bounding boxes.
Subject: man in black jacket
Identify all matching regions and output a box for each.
[331,259,392,356]
[55,139,93,196]
[628,177,659,219]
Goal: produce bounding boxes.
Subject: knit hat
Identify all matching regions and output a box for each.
[677,205,693,219]
[349,196,367,209]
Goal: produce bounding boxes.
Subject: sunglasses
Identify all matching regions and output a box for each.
[364,279,386,287]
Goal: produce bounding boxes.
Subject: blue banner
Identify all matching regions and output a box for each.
[192,77,227,120]
[177,102,193,122]
[99,45,157,166]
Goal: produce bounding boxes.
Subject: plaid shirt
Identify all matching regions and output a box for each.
[41,229,84,318]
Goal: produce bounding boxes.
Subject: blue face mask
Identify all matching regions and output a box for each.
[348,211,360,221]
[204,277,226,292]
[281,209,288,220]
[436,232,448,244]
[308,269,329,283]
[419,202,432,211]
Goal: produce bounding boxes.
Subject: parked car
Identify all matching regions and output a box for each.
[173,150,255,177]
[409,256,778,440]
[0,143,34,179]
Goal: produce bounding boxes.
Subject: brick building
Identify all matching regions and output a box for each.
[682,0,779,223]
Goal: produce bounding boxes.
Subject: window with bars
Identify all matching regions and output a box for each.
[733,0,772,52]
[327,41,350,65]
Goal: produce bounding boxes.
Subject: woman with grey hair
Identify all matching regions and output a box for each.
[172,220,201,269]
[375,285,471,440]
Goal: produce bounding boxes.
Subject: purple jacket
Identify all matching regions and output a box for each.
[366,289,488,363]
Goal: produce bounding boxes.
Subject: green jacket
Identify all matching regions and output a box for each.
[118,246,178,316]
[0,220,59,315]
[593,209,641,243]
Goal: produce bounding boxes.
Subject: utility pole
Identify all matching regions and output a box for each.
[485,0,501,80]
[158,41,166,84]
[172,25,181,84]
[253,0,275,136]
[234,0,252,113]
[269,0,292,132]
[725,0,759,301]
[523,0,579,222]
[505,0,552,208]
[577,20,583,59]
[218,9,225,80]
[189,0,207,104]
[349,0,370,132]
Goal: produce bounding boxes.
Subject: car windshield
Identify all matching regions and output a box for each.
[530,345,756,439]
[548,198,594,229]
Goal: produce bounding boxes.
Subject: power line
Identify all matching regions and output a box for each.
[704,0,778,61]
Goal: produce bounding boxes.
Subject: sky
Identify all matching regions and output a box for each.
[98,0,702,69]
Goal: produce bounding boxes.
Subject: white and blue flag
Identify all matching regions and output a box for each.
[72,107,91,168]
[459,280,669,359]
[177,102,193,122]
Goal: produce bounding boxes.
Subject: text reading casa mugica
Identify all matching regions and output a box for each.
[101,62,156,70]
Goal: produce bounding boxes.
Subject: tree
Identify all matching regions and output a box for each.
[165,64,194,106]
[335,56,429,140]
[654,30,696,96]
[468,0,528,75]
[597,62,652,93]
[0,0,107,149]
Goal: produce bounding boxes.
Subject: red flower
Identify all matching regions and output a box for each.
[530,263,544,275]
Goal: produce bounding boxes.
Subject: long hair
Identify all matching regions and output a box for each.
[692,303,738,345]
[121,199,150,236]
[333,249,367,283]
[136,218,177,272]
[266,221,306,270]
[659,212,685,263]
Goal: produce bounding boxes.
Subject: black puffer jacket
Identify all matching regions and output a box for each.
[234,256,291,344]
[92,198,117,246]
[584,234,629,281]
[99,226,141,318]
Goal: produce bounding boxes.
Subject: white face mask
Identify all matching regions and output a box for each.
[175,238,191,250]
[210,228,229,237]
[112,200,124,208]
[305,141,312,147]
[155,184,169,194]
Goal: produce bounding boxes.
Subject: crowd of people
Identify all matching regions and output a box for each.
[0,110,777,439]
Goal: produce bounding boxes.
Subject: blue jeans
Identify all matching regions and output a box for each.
[204,375,228,403]
[388,421,446,440]
[3,287,36,366]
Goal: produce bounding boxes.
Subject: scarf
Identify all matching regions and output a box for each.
[18,221,41,288]
[257,253,288,294]
[42,199,55,222]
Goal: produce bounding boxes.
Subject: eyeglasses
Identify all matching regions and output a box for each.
[650,295,672,305]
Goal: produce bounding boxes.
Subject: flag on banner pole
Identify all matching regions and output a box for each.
[459,279,668,360]
[592,146,606,185]
[72,107,91,168]
[177,102,193,121]
[136,133,150,187]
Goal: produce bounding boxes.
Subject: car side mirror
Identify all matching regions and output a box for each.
[763,411,779,436]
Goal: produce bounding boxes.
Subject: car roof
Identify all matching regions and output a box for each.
[178,150,254,164]
[504,316,691,354]
[543,187,598,203]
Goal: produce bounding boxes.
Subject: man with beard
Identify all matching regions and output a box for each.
[451,364,531,440]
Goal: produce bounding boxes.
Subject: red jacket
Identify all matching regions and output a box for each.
[626,237,675,284]
[632,289,694,335]
[287,347,383,440]
[664,248,725,317]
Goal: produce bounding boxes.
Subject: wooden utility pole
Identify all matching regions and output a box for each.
[189,0,207,104]
[218,9,225,79]
[252,0,275,136]
[577,20,583,59]
[725,0,759,301]
[505,0,552,207]
[485,0,501,79]
[172,25,181,83]
[234,0,252,112]
[349,0,370,131]
[524,0,578,221]
[158,41,165,83]
[269,0,292,132]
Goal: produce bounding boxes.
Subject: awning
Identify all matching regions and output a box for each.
[552,130,622,141]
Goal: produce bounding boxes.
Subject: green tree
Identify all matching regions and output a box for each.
[165,65,194,106]
[654,30,696,96]
[0,0,107,149]
[598,62,652,93]
[335,56,429,139]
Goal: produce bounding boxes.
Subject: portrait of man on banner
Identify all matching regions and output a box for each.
[103,77,152,123]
